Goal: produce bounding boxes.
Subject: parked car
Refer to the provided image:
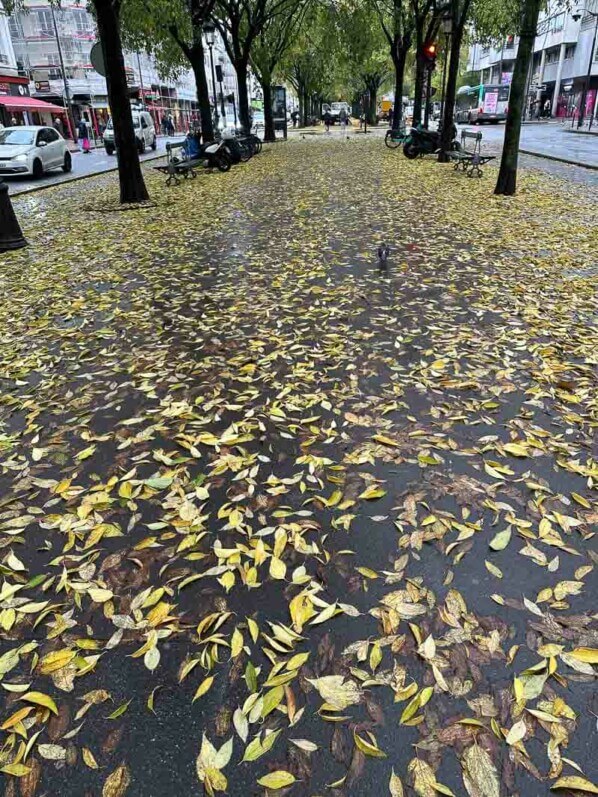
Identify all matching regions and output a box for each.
[103,110,157,155]
[0,126,71,178]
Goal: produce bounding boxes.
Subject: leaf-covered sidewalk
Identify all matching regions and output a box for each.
[0,140,597,797]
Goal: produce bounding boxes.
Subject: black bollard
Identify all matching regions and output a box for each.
[0,179,27,252]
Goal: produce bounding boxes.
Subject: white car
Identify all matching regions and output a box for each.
[0,126,71,178]
[103,111,157,155]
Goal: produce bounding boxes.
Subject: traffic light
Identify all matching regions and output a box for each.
[422,41,438,70]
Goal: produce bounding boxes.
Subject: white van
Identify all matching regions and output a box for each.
[103,110,157,155]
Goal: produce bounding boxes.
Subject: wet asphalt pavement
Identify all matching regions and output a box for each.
[0,138,596,796]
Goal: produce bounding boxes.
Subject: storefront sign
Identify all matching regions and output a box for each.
[34,81,51,93]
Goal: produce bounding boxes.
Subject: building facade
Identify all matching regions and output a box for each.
[4,0,241,135]
[0,1,37,126]
[466,0,598,120]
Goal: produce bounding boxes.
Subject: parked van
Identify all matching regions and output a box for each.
[103,110,157,155]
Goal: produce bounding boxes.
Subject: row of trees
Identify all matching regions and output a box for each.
[5,0,549,203]
[334,0,549,195]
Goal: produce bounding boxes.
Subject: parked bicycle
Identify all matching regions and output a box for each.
[384,125,409,149]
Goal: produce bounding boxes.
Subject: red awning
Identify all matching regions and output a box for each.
[0,95,65,114]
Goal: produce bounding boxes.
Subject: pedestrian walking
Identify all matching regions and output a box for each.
[167,115,175,136]
[339,107,349,137]
[161,115,168,136]
[53,117,63,136]
[323,110,332,133]
[388,107,393,127]
[291,110,299,128]
[78,118,90,153]
[543,98,551,118]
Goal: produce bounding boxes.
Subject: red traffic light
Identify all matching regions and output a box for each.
[422,41,438,69]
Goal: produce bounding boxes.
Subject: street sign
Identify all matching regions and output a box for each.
[90,42,106,77]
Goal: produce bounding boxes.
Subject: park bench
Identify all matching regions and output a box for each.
[449,129,495,178]
[154,141,203,186]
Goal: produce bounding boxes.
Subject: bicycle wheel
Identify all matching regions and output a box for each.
[237,140,252,162]
[251,135,262,154]
[385,130,402,149]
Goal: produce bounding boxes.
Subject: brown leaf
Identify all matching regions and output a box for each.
[102,765,131,797]
[18,758,41,797]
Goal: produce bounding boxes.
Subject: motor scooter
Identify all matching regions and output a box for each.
[403,123,459,159]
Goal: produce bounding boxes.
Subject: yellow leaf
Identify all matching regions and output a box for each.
[269,556,287,580]
[0,764,31,777]
[571,492,590,509]
[462,745,500,797]
[506,719,527,745]
[353,730,386,758]
[39,648,76,675]
[400,693,421,724]
[369,642,382,672]
[359,485,387,500]
[20,691,58,715]
[503,443,528,457]
[372,434,400,448]
[485,560,503,579]
[1,705,33,729]
[230,628,244,659]
[257,770,296,789]
[570,647,598,664]
[408,758,437,797]
[289,592,314,632]
[83,747,99,769]
[88,587,114,603]
[193,676,214,702]
[389,769,404,796]
[489,529,511,551]
[551,776,598,793]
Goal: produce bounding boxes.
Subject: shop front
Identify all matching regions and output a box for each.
[0,93,68,129]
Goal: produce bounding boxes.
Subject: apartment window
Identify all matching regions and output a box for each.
[552,12,565,32]
[565,44,576,59]
[8,16,21,39]
[71,9,91,34]
[545,47,560,64]
[33,9,55,37]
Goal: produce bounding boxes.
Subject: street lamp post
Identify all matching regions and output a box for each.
[203,23,219,130]
[49,3,76,142]
[217,57,226,124]
[440,12,453,119]
[572,7,598,128]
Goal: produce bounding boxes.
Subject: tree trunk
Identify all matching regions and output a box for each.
[392,44,408,130]
[495,0,542,195]
[367,85,378,125]
[413,49,425,126]
[189,41,214,142]
[302,88,309,126]
[262,80,275,142]
[439,18,467,161]
[93,0,148,204]
[298,89,304,127]
[234,58,251,132]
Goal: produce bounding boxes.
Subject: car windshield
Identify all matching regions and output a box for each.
[106,116,140,129]
[0,129,34,146]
